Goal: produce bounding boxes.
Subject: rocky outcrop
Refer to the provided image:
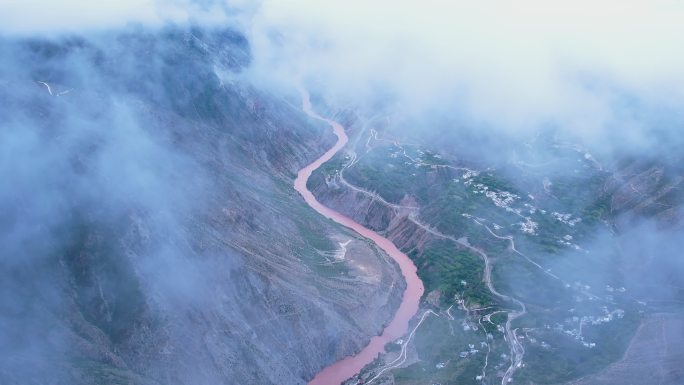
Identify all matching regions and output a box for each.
[309,174,433,255]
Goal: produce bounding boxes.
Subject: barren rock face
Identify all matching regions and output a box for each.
[0,27,404,385]
[607,159,684,228]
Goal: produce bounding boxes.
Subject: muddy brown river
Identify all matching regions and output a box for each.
[294,91,424,385]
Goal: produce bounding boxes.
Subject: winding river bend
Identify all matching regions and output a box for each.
[294,91,424,385]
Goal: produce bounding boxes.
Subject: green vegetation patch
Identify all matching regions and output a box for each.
[410,240,493,307]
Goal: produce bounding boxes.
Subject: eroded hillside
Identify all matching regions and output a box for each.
[0,27,404,385]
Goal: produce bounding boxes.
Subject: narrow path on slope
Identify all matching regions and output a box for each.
[406,214,527,385]
[294,90,424,385]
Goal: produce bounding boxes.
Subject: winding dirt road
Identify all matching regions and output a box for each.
[406,214,526,384]
[294,90,424,385]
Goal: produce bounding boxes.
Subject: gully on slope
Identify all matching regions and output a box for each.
[293,90,424,385]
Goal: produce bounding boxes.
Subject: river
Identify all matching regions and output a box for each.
[293,90,424,385]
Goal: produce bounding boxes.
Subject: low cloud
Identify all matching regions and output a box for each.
[0,0,252,35]
[246,0,684,152]
[5,0,681,149]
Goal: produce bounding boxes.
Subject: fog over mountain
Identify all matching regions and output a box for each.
[250,3,682,125]
[1,1,683,385]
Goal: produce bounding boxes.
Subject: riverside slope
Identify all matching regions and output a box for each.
[294,91,424,385]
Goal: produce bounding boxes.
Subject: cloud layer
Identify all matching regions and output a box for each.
[0,0,249,35]
[6,0,682,148]
[246,0,684,149]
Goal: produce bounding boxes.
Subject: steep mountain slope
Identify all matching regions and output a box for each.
[0,27,403,385]
[607,157,684,228]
